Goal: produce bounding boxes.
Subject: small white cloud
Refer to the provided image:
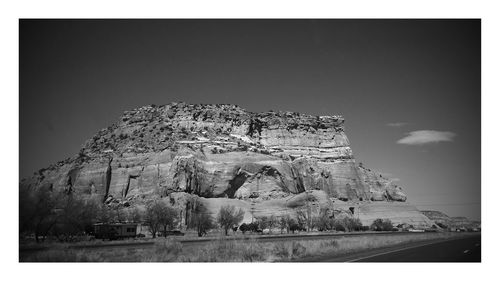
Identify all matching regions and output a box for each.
[397,130,456,145]
[387,122,408,127]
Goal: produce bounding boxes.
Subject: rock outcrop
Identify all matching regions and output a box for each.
[422,211,480,230]
[20,102,431,227]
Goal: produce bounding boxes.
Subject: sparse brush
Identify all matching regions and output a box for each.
[273,242,290,260]
[188,237,267,262]
[320,239,339,249]
[291,241,306,258]
[21,232,464,262]
[141,238,183,262]
[240,239,265,262]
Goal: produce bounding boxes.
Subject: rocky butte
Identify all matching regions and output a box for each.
[21,102,435,227]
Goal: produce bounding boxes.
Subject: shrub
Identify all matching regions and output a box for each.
[146,238,182,262]
[342,217,363,232]
[247,222,260,233]
[289,221,305,233]
[239,223,248,234]
[273,242,290,259]
[370,218,393,231]
[332,219,346,232]
[320,239,339,248]
[291,241,306,258]
[241,240,265,262]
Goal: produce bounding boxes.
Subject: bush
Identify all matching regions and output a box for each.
[146,238,183,262]
[241,240,265,262]
[332,219,346,232]
[291,241,306,258]
[342,217,363,232]
[239,223,249,234]
[247,222,260,233]
[289,221,305,233]
[273,242,290,259]
[370,218,393,231]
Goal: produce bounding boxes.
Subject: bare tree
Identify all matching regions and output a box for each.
[127,207,143,223]
[267,215,277,234]
[159,204,178,236]
[19,185,59,242]
[279,216,288,234]
[144,200,171,238]
[187,198,214,237]
[216,205,244,236]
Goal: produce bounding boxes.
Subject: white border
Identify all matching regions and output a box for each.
[2,1,498,281]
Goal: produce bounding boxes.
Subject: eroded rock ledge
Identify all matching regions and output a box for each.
[21,102,433,227]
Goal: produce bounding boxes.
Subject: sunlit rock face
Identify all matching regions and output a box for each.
[21,102,429,226]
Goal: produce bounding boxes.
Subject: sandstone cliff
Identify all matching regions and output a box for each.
[21,102,432,227]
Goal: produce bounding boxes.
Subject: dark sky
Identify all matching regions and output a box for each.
[19,19,481,220]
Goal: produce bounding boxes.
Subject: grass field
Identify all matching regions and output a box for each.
[19,232,475,262]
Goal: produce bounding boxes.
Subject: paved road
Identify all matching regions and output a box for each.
[302,234,481,262]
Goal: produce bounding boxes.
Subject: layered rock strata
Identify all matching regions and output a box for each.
[21,102,431,227]
[422,211,480,230]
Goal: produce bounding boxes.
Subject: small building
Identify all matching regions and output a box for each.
[94,223,137,240]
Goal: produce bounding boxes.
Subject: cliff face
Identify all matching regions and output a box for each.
[21,102,431,226]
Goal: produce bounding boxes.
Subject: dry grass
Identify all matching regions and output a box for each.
[20,232,470,262]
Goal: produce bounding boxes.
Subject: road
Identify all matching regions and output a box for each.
[301,234,481,262]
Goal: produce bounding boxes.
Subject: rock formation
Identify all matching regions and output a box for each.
[422,211,480,230]
[20,102,434,227]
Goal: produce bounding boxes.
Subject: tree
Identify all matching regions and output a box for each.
[279,216,289,234]
[51,195,96,241]
[96,204,112,224]
[144,200,177,238]
[216,205,244,235]
[187,199,214,237]
[314,209,334,231]
[127,207,143,223]
[289,219,304,233]
[256,215,277,233]
[255,216,270,231]
[296,208,313,232]
[158,203,178,236]
[19,185,60,242]
[267,215,277,234]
